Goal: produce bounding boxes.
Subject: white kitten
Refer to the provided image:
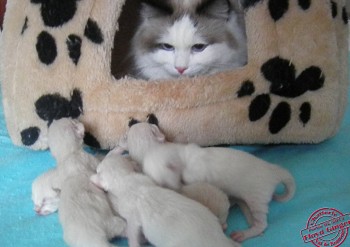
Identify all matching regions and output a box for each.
[31,168,60,216]
[59,175,126,247]
[132,0,247,80]
[91,148,240,247]
[122,122,296,242]
[180,182,230,229]
[47,118,126,247]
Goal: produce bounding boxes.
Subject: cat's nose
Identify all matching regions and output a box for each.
[175,67,187,74]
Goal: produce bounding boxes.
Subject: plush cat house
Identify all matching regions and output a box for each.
[0,0,348,150]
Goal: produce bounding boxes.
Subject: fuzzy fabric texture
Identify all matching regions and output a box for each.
[0,0,349,150]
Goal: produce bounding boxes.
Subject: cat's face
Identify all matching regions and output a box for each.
[137,16,239,79]
[132,0,247,80]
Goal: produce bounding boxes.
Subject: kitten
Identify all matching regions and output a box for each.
[47,118,126,247]
[180,182,230,229]
[131,0,247,80]
[91,148,241,247]
[121,122,296,242]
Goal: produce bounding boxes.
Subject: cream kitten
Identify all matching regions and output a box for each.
[132,0,247,80]
[121,122,296,242]
[180,182,230,229]
[91,148,241,247]
[47,118,126,247]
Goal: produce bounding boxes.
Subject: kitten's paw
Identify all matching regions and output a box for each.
[35,205,57,216]
[35,197,59,215]
[230,231,245,242]
[110,216,127,236]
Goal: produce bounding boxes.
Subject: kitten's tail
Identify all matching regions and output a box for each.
[272,167,296,202]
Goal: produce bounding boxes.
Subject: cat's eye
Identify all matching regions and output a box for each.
[158,43,175,51]
[191,44,208,52]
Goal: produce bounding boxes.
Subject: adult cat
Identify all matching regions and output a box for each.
[131,0,247,80]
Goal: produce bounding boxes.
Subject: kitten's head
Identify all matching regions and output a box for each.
[32,173,60,215]
[48,118,85,160]
[132,0,247,80]
[124,122,166,164]
[91,152,139,191]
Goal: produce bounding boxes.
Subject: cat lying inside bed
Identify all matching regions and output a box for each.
[131,0,247,80]
[91,148,241,247]
[120,121,296,242]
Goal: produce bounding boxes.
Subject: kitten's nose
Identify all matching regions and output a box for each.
[175,67,187,74]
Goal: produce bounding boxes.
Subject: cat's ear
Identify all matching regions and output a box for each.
[140,0,173,20]
[196,0,231,20]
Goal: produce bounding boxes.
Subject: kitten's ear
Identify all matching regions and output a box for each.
[140,0,173,19]
[118,134,128,150]
[90,174,107,191]
[197,0,231,20]
[53,188,61,196]
[151,125,166,143]
[71,119,85,139]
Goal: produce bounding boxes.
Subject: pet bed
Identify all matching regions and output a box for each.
[0,0,349,150]
[1,0,350,246]
[0,75,350,247]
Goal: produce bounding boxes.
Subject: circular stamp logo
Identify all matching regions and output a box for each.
[301,208,350,247]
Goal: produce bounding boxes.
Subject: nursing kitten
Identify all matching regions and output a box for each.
[131,0,247,80]
[91,149,241,247]
[121,122,296,242]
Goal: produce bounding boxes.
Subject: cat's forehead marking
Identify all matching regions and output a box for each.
[162,15,202,48]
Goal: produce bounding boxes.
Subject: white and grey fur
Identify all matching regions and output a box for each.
[131,0,247,80]
[91,148,240,247]
[47,118,126,247]
[121,122,296,242]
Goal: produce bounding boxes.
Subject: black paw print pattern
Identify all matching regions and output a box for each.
[19,1,106,147]
[331,1,349,24]
[22,1,104,66]
[237,57,325,134]
[36,88,101,148]
[241,0,311,20]
[242,0,348,24]
[20,89,83,147]
[35,88,83,126]
[21,89,101,148]
[31,0,79,27]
